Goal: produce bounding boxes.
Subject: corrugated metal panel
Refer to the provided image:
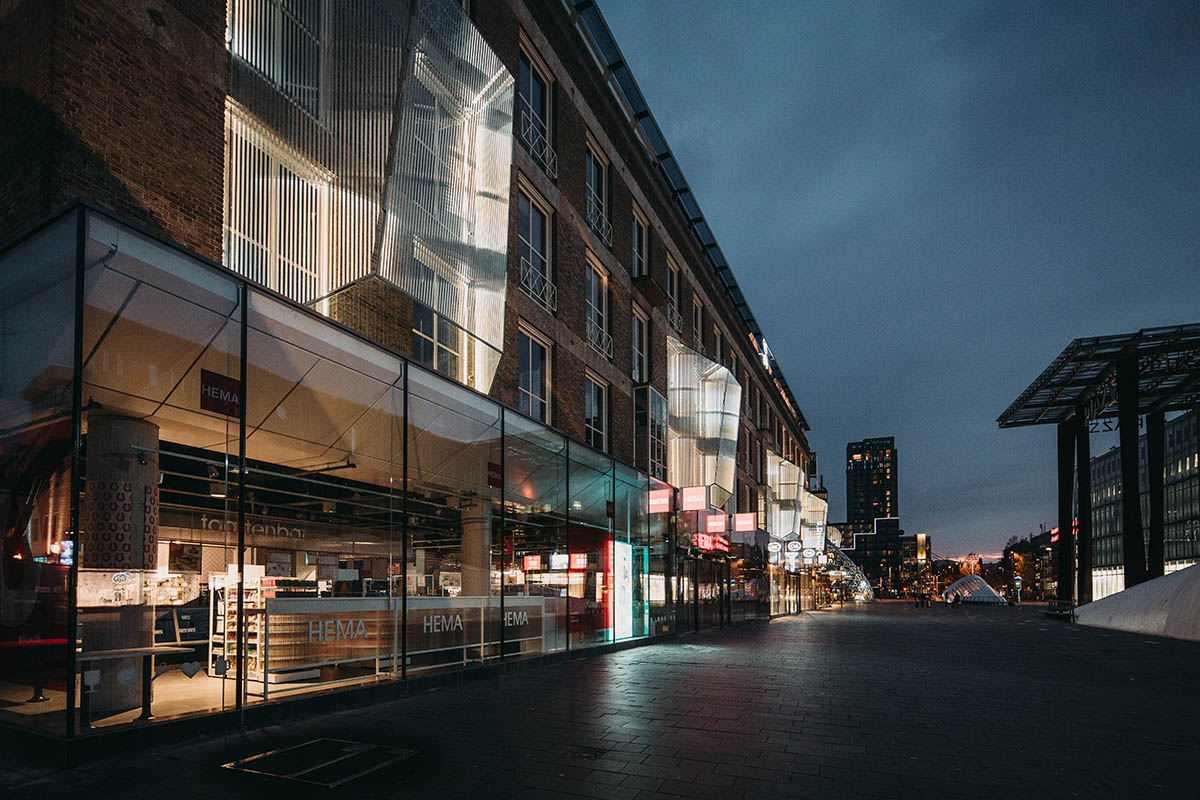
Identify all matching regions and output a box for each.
[225,0,512,390]
[666,337,740,503]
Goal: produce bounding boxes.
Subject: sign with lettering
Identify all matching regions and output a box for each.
[693,533,730,553]
[733,512,756,532]
[570,552,589,570]
[680,486,709,511]
[487,462,502,489]
[200,369,241,417]
[648,488,673,514]
[523,554,542,571]
[705,513,727,534]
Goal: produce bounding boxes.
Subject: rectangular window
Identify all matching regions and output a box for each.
[632,307,649,384]
[585,375,607,451]
[585,260,612,357]
[666,259,680,305]
[692,300,703,351]
[225,102,329,305]
[584,140,611,245]
[518,327,551,423]
[228,0,323,117]
[713,328,723,364]
[631,205,649,277]
[517,188,555,310]
[518,48,556,177]
[412,301,462,382]
[634,386,667,480]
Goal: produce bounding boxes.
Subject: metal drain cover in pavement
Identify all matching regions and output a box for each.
[224,738,418,788]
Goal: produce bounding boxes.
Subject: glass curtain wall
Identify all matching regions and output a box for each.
[0,215,78,734]
[0,208,666,737]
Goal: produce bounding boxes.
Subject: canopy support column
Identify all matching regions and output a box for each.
[1146,410,1166,579]
[1056,421,1076,603]
[1075,412,1093,604]
[1116,356,1146,588]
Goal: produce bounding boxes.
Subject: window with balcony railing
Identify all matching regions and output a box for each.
[518,51,557,178]
[518,190,555,311]
[585,145,612,246]
[585,262,613,358]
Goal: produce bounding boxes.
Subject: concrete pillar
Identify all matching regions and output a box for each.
[79,415,159,716]
[1075,414,1093,604]
[1146,410,1166,579]
[1116,356,1147,587]
[1056,421,1075,603]
[460,497,492,597]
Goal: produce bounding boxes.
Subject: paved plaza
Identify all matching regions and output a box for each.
[4,601,1198,798]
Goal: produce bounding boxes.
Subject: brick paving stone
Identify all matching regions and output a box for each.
[3,602,1199,798]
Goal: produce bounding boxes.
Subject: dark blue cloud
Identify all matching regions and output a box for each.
[600,0,1200,556]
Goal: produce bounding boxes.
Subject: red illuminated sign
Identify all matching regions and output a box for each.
[693,533,730,553]
[733,512,756,532]
[681,486,708,511]
[570,553,588,570]
[523,555,541,571]
[487,462,502,489]
[706,513,727,534]
[648,488,673,514]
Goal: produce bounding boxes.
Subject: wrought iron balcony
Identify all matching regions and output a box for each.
[586,193,613,247]
[519,257,557,312]
[665,301,683,333]
[519,111,557,179]
[587,316,614,359]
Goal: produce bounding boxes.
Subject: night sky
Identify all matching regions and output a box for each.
[599,0,1200,558]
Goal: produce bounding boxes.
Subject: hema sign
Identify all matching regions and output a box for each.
[200,369,241,417]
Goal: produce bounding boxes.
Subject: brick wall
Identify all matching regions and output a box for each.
[0,0,227,259]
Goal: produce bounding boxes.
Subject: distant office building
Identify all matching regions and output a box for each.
[846,437,898,527]
[846,517,903,595]
[1087,409,1199,599]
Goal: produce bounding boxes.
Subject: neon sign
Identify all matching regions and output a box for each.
[693,533,730,553]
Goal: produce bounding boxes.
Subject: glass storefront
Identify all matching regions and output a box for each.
[0,208,675,737]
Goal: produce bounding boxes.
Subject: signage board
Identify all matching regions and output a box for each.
[570,552,588,570]
[487,462,502,489]
[705,513,727,534]
[733,512,756,532]
[786,541,802,552]
[767,541,783,553]
[549,553,568,571]
[648,488,673,514]
[523,555,541,571]
[613,541,633,640]
[801,547,817,559]
[680,485,708,511]
[200,369,242,417]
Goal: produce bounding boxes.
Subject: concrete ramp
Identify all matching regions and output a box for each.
[1076,564,1200,641]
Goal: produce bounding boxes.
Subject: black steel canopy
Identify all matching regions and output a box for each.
[997,323,1200,428]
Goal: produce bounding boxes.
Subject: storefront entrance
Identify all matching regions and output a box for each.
[677,555,730,632]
